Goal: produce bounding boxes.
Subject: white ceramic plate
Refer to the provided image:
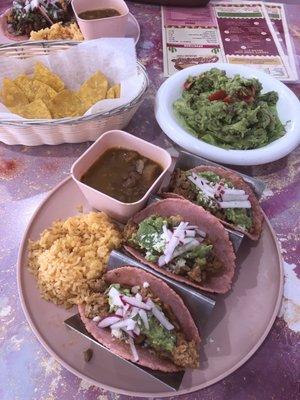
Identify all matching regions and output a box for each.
[155,63,300,166]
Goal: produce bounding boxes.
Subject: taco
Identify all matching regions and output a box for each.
[78,266,200,372]
[123,198,236,293]
[165,166,264,240]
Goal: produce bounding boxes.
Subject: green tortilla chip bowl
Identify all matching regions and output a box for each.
[155,63,300,166]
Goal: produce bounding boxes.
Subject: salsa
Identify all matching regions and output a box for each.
[173,68,285,150]
[81,148,163,203]
[78,8,121,20]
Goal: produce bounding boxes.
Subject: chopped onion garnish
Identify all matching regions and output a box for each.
[98,316,121,328]
[115,308,123,317]
[121,295,152,310]
[110,318,135,330]
[131,285,140,294]
[172,239,199,259]
[133,325,140,336]
[108,287,123,307]
[135,292,142,302]
[219,200,251,209]
[143,282,149,288]
[138,309,149,330]
[92,316,101,322]
[221,193,249,202]
[148,300,174,331]
[128,336,139,362]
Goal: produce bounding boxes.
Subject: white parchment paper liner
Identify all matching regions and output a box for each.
[0,38,141,120]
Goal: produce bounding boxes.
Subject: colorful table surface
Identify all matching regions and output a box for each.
[0,1,299,399]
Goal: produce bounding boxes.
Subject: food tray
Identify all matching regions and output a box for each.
[0,41,149,146]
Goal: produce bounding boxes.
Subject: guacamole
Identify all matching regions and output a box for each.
[127,215,222,283]
[173,68,285,150]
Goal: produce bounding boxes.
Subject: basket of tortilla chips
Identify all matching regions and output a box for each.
[0,39,148,145]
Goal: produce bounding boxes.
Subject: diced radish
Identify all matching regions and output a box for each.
[138,309,149,330]
[121,295,152,310]
[219,200,251,209]
[98,316,121,328]
[128,336,139,362]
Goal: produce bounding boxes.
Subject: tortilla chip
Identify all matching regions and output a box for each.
[106,84,121,99]
[49,89,83,118]
[14,75,35,102]
[31,79,57,107]
[1,78,29,107]
[78,71,108,110]
[10,99,52,119]
[34,62,65,92]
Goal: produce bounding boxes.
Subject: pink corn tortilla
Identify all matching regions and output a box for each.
[124,198,236,294]
[164,165,264,240]
[78,266,200,372]
[0,9,29,41]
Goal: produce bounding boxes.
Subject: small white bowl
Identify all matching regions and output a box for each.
[155,63,300,166]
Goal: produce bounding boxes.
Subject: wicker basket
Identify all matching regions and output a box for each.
[0,41,149,145]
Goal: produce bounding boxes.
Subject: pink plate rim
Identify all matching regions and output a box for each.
[17,176,284,397]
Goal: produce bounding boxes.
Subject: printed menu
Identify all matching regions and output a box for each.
[162,1,297,81]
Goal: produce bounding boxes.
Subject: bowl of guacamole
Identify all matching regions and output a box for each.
[155,63,300,165]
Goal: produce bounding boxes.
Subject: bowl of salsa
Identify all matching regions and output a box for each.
[71,130,172,222]
[72,0,129,40]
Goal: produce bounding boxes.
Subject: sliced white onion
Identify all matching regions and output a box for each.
[185,229,196,237]
[123,328,134,338]
[126,318,136,331]
[135,292,142,302]
[128,336,139,362]
[131,285,140,294]
[196,228,206,238]
[172,239,199,259]
[138,309,149,330]
[148,300,174,331]
[133,325,141,336]
[130,307,139,319]
[121,295,152,310]
[219,200,251,209]
[115,308,123,317]
[188,173,215,198]
[221,193,249,202]
[108,287,124,307]
[98,316,121,328]
[158,254,166,267]
[110,318,134,330]
[223,188,246,195]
